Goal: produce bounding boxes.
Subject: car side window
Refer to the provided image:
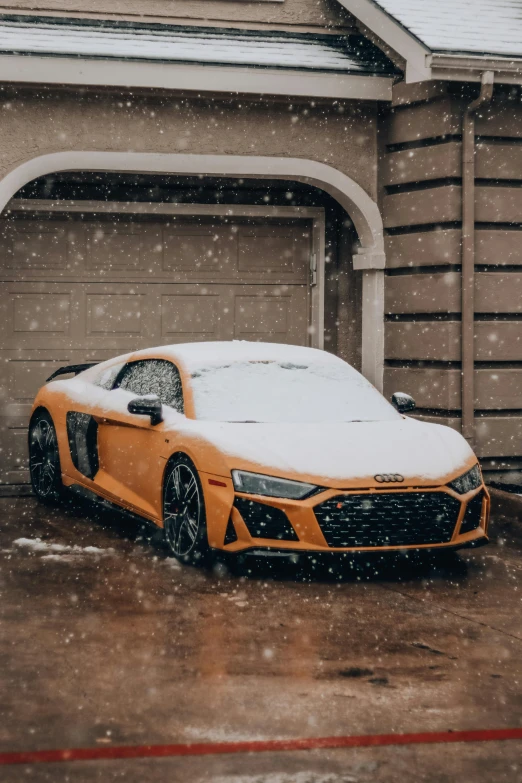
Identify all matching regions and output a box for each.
[116,359,184,413]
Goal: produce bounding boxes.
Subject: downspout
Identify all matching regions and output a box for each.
[461,71,494,446]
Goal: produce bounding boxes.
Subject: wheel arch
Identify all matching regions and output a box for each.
[162,450,199,502]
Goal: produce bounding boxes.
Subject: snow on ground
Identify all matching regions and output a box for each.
[12,537,115,558]
[183,726,269,743]
[11,537,185,568]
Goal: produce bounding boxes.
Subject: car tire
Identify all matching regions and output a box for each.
[28,411,64,505]
[163,454,210,565]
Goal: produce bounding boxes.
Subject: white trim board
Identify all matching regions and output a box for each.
[0,55,394,101]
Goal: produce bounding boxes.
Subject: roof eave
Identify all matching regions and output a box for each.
[0,53,395,101]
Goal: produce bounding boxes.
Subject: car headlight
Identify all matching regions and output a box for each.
[232,470,319,500]
[448,464,482,495]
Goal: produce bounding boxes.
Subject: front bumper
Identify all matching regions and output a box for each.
[203,477,490,554]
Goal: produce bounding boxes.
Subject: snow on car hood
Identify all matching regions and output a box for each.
[184,416,475,483]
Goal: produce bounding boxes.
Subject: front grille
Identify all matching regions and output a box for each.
[460,490,484,534]
[314,491,461,548]
[234,497,299,541]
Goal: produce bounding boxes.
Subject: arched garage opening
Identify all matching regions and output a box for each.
[0,153,385,490]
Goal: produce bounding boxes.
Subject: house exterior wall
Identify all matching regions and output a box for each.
[0,89,377,200]
[380,83,522,482]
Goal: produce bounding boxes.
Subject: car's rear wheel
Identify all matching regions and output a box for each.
[29,411,64,504]
[163,455,209,565]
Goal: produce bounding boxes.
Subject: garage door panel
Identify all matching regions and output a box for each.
[0,423,29,485]
[2,221,69,272]
[0,217,313,284]
[233,287,309,345]
[13,293,71,336]
[77,284,159,349]
[85,222,154,272]
[162,225,237,275]
[238,226,309,281]
[0,350,124,417]
[11,360,60,403]
[0,288,74,349]
[161,293,223,341]
[86,293,146,336]
[236,296,289,334]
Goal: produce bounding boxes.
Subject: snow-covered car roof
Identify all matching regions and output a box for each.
[135,341,347,373]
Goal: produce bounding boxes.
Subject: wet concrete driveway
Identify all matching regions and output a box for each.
[0,493,521,782]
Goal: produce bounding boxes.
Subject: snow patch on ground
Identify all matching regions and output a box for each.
[183,726,268,743]
[13,538,115,557]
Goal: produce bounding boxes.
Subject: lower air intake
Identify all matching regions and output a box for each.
[314,492,461,548]
[234,497,299,541]
[460,490,485,534]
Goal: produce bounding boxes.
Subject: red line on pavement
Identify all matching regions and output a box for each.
[1,728,522,766]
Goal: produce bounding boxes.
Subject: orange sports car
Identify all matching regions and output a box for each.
[29,341,489,563]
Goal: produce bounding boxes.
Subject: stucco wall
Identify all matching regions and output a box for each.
[0,0,355,30]
[0,90,377,200]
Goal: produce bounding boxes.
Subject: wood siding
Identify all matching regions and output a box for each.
[382,89,522,469]
[386,228,522,268]
[386,272,522,314]
[384,185,522,228]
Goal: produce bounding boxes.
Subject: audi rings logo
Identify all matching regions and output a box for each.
[374,473,404,483]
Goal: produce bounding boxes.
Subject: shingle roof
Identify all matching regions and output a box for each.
[0,16,396,75]
[372,0,522,57]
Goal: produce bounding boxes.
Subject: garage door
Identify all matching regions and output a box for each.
[0,208,314,486]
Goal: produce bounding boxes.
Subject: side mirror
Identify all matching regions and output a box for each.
[391,391,416,414]
[127,396,163,426]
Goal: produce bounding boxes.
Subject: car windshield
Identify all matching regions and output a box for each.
[190,360,399,423]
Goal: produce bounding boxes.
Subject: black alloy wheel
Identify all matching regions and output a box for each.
[163,455,209,564]
[29,412,64,504]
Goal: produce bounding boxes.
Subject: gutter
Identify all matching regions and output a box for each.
[429,53,522,85]
[461,70,494,447]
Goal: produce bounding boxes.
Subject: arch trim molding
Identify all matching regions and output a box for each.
[0,151,385,388]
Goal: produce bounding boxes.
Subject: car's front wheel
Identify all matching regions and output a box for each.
[163,455,209,565]
[28,411,64,504]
